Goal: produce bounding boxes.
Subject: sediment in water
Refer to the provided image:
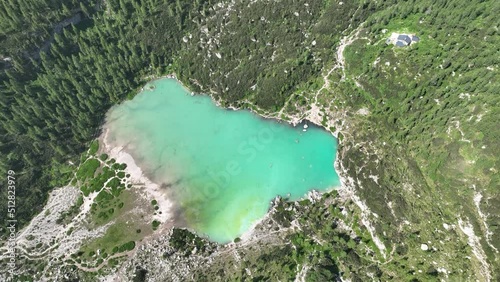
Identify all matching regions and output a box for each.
[101,78,340,243]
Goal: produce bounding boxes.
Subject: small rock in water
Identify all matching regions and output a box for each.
[303,124,308,129]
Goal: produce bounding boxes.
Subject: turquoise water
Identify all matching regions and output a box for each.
[105,78,340,243]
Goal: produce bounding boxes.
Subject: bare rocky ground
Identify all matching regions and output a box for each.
[0,185,110,280]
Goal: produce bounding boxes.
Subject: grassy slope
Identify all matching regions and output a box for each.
[337,1,500,279]
[179,0,500,280]
[84,0,499,280]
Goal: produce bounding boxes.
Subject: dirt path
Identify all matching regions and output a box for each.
[312,26,364,106]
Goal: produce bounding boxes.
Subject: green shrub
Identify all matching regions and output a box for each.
[106,177,121,189]
[152,220,160,230]
[89,141,99,156]
[76,159,100,181]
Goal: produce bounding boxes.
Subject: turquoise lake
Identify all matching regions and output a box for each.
[105,78,340,243]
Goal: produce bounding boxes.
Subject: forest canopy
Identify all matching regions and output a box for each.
[0,4,498,281]
[0,0,377,230]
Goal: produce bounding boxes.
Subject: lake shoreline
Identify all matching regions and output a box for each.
[140,74,328,131]
[99,128,175,225]
[100,75,344,244]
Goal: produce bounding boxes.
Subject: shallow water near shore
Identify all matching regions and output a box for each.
[105,78,340,243]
